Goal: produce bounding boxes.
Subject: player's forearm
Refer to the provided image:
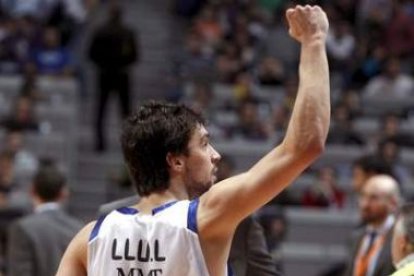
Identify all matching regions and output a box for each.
[282,39,330,158]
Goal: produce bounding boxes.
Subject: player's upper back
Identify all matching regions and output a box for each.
[88,199,211,276]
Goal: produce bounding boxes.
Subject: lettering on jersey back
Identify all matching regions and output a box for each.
[116,268,163,276]
[111,238,166,262]
[112,238,166,275]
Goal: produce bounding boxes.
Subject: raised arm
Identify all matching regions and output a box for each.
[198,5,330,237]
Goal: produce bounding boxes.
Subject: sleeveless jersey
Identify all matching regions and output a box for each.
[88,199,223,276]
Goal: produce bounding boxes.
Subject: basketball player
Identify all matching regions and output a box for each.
[56,5,330,276]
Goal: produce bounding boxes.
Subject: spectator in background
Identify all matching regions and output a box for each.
[326,20,355,73]
[390,203,414,276]
[379,114,414,148]
[0,151,16,208]
[351,44,387,87]
[174,30,215,84]
[0,16,40,74]
[271,105,290,133]
[7,165,83,276]
[357,0,393,39]
[233,70,256,101]
[31,27,73,76]
[89,3,138,152]
[256,56,285,86]
[230,99,271,140]
[216,42,242,83]
[377,139,411,186]
[0,19,22,74]
[364,57,414,99]
[351,154,394,193]
[19,65,43,101]
[302,166,346,209]
[1,95,39,132]
[194,5,222,48]
[184,81,214,116]
[385,2,414,59]
[263,9,300,74]
[327,103,365,146]
[0,151,29,210]
[3,130,38,180]
[338,89,362,119]
[344,175,400,276]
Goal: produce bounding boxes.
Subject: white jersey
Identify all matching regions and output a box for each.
[88,199,227,276]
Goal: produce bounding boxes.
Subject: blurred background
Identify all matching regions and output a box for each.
[0,0,413,275]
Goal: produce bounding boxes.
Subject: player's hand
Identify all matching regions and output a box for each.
[286,5,329,44]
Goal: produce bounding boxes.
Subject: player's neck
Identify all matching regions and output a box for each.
[134,189,188,214]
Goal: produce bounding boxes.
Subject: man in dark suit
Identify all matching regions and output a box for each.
[344,175,401,276]
[99,195,280,276]
[7,165,83,276]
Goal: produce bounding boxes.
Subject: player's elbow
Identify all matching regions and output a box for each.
[285,138,325,162]
[305,140,325,159]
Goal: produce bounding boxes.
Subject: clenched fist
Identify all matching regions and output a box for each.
[286,5,329,44]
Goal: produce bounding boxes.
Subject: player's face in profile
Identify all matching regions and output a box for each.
[183,125,221,198]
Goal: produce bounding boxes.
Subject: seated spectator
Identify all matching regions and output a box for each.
[184,81,214,115]
[326,20,355,72]
[327,104,365,146]
[194,5,223,48]
[229,99,271,140]
[351,154,394,193]
[30,27,73,76]
[351,44,387,87]
[338,89,362,118]
[364,57,414,99]
[174,30,215,83]
[0,19,21,74]
[1,96,39,132]
[232,26,256,68]
[302,166,346,209]
[216,42,242,83]
[0,151,30,210]
[2,0,42,19]
[385,2,414,58]
[378,113,414,148]
[256,56,285,86]
[377,139,412,187]
[232,70,256,101]
[271,105,290,133]
[3,130,38,180]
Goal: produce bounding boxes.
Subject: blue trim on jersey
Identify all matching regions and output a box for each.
[227,264,233,276]
[187,198,199,233]
[89,214,107,241]
[152,201,178,215]
[116,207,139,215]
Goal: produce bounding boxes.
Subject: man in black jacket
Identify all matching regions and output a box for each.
[89,3,138,152]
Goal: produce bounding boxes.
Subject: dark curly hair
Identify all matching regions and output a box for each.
[120,101,205,196]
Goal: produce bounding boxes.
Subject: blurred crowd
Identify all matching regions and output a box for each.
[0,0,413,275]
[0,0,99,275]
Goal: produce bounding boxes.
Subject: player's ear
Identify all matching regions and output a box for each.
[166,152,184,172]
